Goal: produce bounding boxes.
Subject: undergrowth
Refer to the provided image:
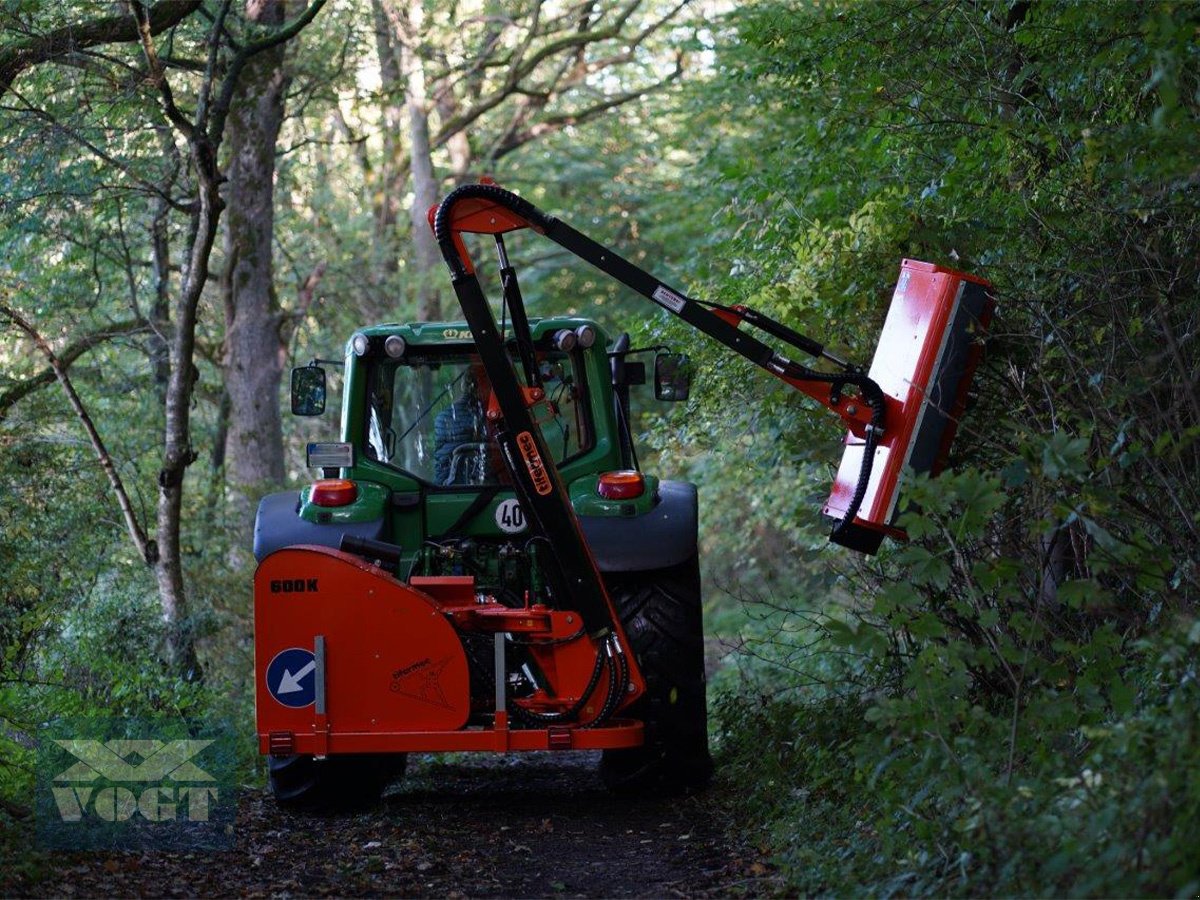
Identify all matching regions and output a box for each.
[716,617,1200,896]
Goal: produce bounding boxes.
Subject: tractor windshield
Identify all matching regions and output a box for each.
[363,349,591,486]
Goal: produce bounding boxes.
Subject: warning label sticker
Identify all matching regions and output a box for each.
[652,285,687,313]
[390,656,454,710]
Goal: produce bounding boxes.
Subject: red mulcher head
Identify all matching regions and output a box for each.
[824,260,994,554]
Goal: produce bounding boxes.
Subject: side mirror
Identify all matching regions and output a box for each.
[654,353,691,402]
[291,365,326,416]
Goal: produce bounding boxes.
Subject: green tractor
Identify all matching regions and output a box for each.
[253,315,710,806]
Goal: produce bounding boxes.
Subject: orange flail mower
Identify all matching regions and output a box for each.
[253,183,993,807]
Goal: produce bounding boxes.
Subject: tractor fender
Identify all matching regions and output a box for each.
[252,490,386,562]
[579,480,698,573]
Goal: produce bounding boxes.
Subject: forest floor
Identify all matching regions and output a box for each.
[8,752,779,898]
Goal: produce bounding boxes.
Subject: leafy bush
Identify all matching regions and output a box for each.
[687,1,1200,895]
[0,415,253,838]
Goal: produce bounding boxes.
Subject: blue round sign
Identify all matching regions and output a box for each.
[266,647,317,708]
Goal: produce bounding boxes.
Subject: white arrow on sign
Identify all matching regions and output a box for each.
[277,660,316,694]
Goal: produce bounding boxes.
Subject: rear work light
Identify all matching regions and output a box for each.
[597,470,644,500]
[311,479,357,507]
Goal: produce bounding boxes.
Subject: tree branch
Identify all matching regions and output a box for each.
[280,261,327,356]
[0,303,156,564]
[0,318,148,420]
[428,0,684,151]
[491,54,685,161]
[207,0,328,147]
[0,0,202,97]
[131,0,200,139]
[5,85,194,211]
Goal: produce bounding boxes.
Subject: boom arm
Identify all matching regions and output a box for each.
[431,183,892,543]
[430,182,992,631]
[432,184,891,436]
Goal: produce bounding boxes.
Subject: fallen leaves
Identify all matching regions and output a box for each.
[13,755,778,898]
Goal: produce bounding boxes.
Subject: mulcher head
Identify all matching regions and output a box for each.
[824,260,994,553]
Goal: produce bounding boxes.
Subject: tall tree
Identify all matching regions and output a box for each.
[371,0,691,320]
[376,0,445,320]
[0,0,327,673]
[222,0,294,532]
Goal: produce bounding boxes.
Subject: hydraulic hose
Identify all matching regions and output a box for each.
[339,535,404,571]
[774,356,887,540]
[587,638,620,729]
[510,634,628,729]
[433,183,552,279]
[830,413,883,543]
[510,634,608,727]
[587,636,629,728]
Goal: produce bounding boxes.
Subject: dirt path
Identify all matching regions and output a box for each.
[13,753,776,898]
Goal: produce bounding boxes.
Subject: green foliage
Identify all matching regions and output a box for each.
[716,693,893,894]
[716,457,1200,895]
[1,0,1198,893]
[682,0,1200,895]
[0,415,254,822]
[720,620,1200,896]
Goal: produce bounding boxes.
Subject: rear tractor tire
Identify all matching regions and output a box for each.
[268,753,406,810]
[601,555,713,793]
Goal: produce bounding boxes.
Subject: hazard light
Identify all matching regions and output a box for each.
[311,479,357,507]
[597,470,644,500]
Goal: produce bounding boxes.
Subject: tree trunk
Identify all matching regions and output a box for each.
[395,0,442,322]
[154,140,224,681]
[149,126,177,400]
[406,106,442,322]
[371,0,403,282]
[222,0,290,537]
[438,93,472,183]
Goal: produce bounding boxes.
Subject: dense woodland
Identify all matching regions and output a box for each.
[1,0,1198,895]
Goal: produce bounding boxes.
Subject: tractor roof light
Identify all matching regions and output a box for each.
[384,335,407,358]
[597,470,644,500]
[552,328,578,351]
[351,332,370,356]
[311,478,357,507]
[574,324,596,348]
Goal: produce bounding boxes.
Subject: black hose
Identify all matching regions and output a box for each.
[830,418,882,543]
[433,184,552,279]
[774,357,887,539]
[339,535,404,570]
[586,637,628,728]
[509,635,607,726]
[510,627,586,647]
[594,639,620,725]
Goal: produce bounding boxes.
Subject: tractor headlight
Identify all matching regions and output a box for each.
[350,332,370,356]
[384,335,407,359]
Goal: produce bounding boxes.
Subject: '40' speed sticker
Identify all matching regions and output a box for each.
[494,498,528,534]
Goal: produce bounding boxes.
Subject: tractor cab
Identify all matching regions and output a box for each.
[360,345,584,487]
[287,317,688,498]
